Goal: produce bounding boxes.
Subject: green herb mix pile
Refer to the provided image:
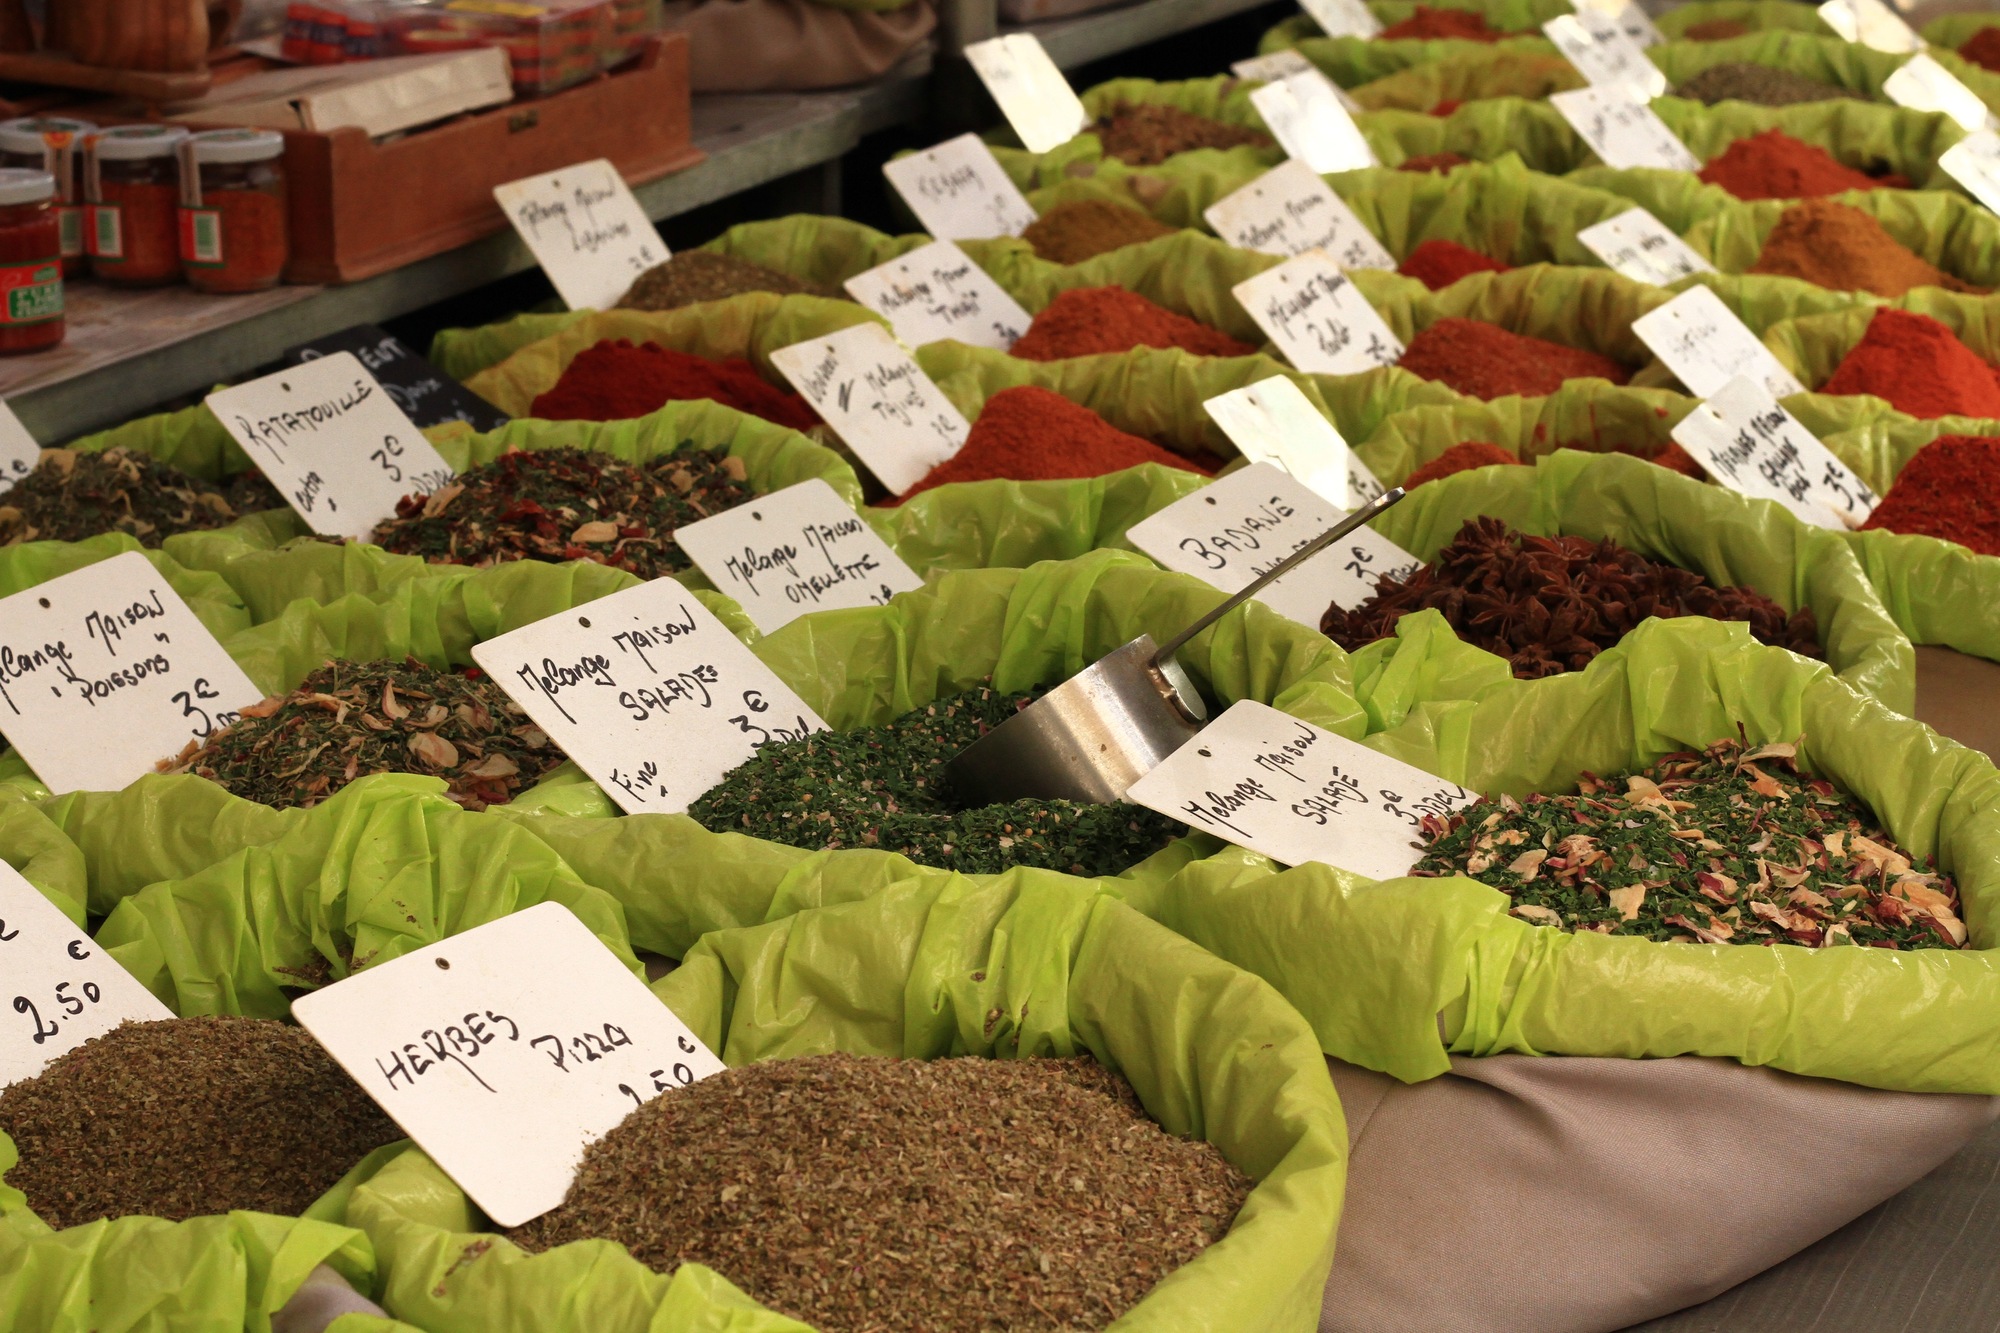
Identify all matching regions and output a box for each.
[690,688,1183,876]
[1413,739,1966,950]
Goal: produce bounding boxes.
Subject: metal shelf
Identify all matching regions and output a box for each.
[1005,0,1281,69]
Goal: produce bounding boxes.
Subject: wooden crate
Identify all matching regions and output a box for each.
[210,34,702,284]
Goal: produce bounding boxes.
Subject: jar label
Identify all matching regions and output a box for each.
[89,205,123,260]
[57,206,82,259]
[179,207,223,267]
[0,261,62,324]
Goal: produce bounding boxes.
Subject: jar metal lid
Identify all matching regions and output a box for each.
[91,125,192,161]
[0,117,96,155]
[186,128,286,165]
[0,168,57,206]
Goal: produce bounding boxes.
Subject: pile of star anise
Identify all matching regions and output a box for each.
[1320,517,1820,678]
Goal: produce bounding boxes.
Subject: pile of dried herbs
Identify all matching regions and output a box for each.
[617,251,839,311]
[1322,517,1820,678]
[1413,738,1966,949]
[1093,103,1274,165]
[0,1017,402,1228]
[510,1053,1250,1333]
[689,688,1183,876]
[370,446,753,579]
[0,448,279,548]
[158,657,561,810]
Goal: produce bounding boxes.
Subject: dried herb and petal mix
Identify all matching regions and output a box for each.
[0,448,278,548]
[159,657,562,810]
[0,1016,402,1229]
[370,446,753,578]
[510,1053,1250,1333]
[1322,517,1820,679]
[1413,739,1965,950]
[690,688,1183,876]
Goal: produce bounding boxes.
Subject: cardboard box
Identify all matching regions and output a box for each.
[165,48,515,138]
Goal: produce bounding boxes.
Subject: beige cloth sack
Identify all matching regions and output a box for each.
[661,0,934,92]
[1323,1054,2000,1333]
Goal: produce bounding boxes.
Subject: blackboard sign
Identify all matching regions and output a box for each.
[286,324,510,433]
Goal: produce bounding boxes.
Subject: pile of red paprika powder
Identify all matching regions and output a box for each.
[1818,309,2000,421]
[529,339,819,432]
[1008,286,1256,361]
[1397,318,1630,399]
[1376,6,1510,41]
[1397,239,1509,291]
[895,385,1211,500]
[1697,130,1902,201]
[1861,435,2000,556]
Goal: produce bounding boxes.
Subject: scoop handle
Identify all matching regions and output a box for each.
[1151,485,1406,666]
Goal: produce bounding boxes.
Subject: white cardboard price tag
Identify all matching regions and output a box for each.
[1550,86,1699,171]
[1250,71,1378,174]
[769,322,971,496]
[1299,0,1382,38]
[292,901,726,1228]
[470,579,828,815]
[881,135,1037,241]
[493,159,666,312]
[206,353,456,540]
[1942,130,2000,215]
[672,479,924,635]
[963,35,1089,154]
[0,551,261,795]
[0,400,37,491]
[1670,375,1877,530]
[1125,463,1418,626]
[0,863,172,1088]
[1544,14,1667,99]
[1631,285,1805,401]
[1232,251,1405,376]
[1127,700,1476,880]
[1202,375,1358,506]
[843,240,1031,352]
[1203,159,1395,267]
[1883,53,1997,132]
[1571,0,1664,50]
[1575,206,1716,285]
[1817,0,1922,53]
[1231,50,1315,83]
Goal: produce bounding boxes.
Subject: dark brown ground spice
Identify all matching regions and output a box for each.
[0,1016,402,1228]
[617,251,839,312]
[0,448,278,547]
[689,688,1183,876]
[1093,102,1274,165]
[509,1053,1251,1333]
[1414,738,1966,949]
[370,446,753,579]
[1673,62,1865,108]
[1321,517,1820,678]
[157,657,561,811]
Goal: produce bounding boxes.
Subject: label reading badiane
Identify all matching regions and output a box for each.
[1670,375,1877,530]
[1298,0,1381,38]
[1575,206,1715,284]
[768,322,971,497]
[1126,701,1476,882]
[672,479,924,635]
[470,578,827,816]
[289,323,510,433]
[0,399,36,490]
[1124,464,1419,626]
[293,902,727,1229]
[963,35,1088,155]
[0,861,172,1088]
[1202,158,1395,267]
[1882,53,1997,133]
[880,134,1037,241]
[843,240,1031,352]
[494,159,665,313]
[1550,86,1699,171]
[1232,250,1405,377]
[1249,70,1377,174]
[207,352,457,540]
[1942,131,2000,216]
[1203,374,1382,509]
[0,551,261,796]
[1631,284,1806,400]
[1544,14,1667,99]
[1817,0,1921,53]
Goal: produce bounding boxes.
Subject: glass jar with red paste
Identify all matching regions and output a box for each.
[0,170,65,356]
[177,129,290,295]
[85,125,190,288]
[0,117,93,279]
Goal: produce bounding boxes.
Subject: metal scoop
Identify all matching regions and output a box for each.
[946,486,1407,805]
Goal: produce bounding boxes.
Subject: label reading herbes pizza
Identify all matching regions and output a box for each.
[0,261,62,324]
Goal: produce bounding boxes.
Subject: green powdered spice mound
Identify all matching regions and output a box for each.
[689,688,1183,876]
[618,251,839,312]
[370,446,753,578]
[1673,62,1865,107]
[158,657,561,810]
[1413,738,1966,950]
[0,1016,403,1229]
[510,1053,1250,1333]
[0,448,274,547]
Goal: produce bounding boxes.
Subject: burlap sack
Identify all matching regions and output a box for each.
[660,0,934,91]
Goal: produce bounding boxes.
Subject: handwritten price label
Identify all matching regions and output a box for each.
[207,352,456,541]
[1203,374,1361,507]
[1632,284,1805,401]
[1817,0,1921,53]
[1232,50,1316,82]
[843,240,1032,352]
[1298,0,1381,38]
[1550,86,1698,171]
[1203,158,1394,267]
[1127,700,1476,881]
[0,862,172,1087]
[963,34,1089,154]
[1882,53,1997,133]
[1232,250,1405,376]
[0,398,37,492]
[471,578,827,815]
[1942,130,2000,216]
[1670,375,1877,530]
[1575,206,1715,285]
[1544,13,1666,99]
[1249,70,1378,174]
[672,479,924,634]
[769,322,971,496]
[494,158,666,312]
[1571,0,1664,49]
[293,902,726,1227]
[881,135,1037,241]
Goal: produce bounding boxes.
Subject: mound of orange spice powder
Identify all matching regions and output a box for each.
[1698,130,1892,201]
[1819,309,2000,421]
[897,385,1210,500]
[1861,435,2000,555]
[1008,286,1256,361]
[1398,318,1630,399]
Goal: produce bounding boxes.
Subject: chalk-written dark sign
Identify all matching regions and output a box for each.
[286,324,509,433]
